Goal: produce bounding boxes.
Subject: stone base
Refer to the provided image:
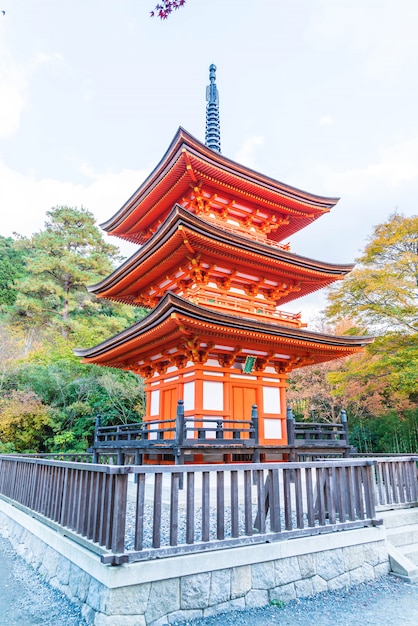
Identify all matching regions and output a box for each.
[0,499,390,626]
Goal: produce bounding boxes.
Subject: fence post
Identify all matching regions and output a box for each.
[251,404,260,464]
[340,409,349,457]
[176,400,185,446]
[110,470,129,555]
[92,415,101,463]
[175,400,185,488]
[286,406,296,463]
[364,460,377,520]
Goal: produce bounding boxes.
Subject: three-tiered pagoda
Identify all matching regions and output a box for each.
[76,66,371,453]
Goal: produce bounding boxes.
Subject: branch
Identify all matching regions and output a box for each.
[150,0,186,19]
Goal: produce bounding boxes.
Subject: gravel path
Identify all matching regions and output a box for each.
[0,535,87,626]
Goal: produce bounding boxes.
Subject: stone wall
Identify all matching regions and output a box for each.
[0,500,390,626]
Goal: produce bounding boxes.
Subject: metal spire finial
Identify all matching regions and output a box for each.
[205,64,221,154]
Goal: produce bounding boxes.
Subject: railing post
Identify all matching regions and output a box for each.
[110,470,129,554]
[364,460,377,520]
[286,406,295,445]
[251,404,261,465]
[286,406,296,462]
[176,400,185,446]
[251,404,259,444]
[340,409,349,457]
[92,415,101,463]
[175,400,185,489]
[94,415,101,441]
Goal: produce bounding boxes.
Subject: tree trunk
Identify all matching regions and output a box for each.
[62,272,70,339]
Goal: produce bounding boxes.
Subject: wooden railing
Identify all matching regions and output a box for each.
[91,402,259,463]
[91,403,351,463]
[191,292,305,327]
[372,456,418,508]
[0,456,128,555]
[2,455,413,566]
[18,453,92,463]
[94,417,256,446]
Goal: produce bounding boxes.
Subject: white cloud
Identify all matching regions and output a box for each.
[34,51,64,67]
[234,136,264,169]
[316,136,418,194]
[319,115,334,127]
[311,0,418,84]
[0,32,67,139]
[0,47,27,137]
[0,160,147,256]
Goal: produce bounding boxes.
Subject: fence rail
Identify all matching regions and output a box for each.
[91,402,351,463]
[2,455,416,566]
[372,456,418,508]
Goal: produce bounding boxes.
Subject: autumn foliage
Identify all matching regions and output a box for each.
[150,0,186,19]
[288,213,418,453]
[0,390,54,453]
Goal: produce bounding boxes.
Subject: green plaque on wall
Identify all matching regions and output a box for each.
[243,355,256,374]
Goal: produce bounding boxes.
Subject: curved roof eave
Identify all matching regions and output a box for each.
[90,205,353,296]
[75,292,373,360]
[100,127,340,234]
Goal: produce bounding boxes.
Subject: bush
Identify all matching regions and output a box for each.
[0,390,55,453]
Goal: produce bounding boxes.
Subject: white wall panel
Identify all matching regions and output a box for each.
[263,386,281,414]
[264,419,282,439]
[183,381,195,411]
[203,381,224,411]
[150,390,160,416]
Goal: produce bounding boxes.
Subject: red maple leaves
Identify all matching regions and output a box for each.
[150,0,186,20]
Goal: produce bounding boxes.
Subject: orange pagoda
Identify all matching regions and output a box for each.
[76,65,371,461]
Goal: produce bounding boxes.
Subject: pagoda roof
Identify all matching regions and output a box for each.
[101,128,339,244]
[90,205,353,307]
[75,292,373,371]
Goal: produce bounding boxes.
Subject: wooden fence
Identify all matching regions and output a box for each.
[372,456,418,508]
[90,402,351,463]
[1,455,416,566]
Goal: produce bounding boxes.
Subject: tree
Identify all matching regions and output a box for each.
[0,236,26,307]
[0,206,149,453]
[12,206,123,338]
[326,213,418,334]
[0,333,145,452]
[324,212,418,422]
[287,359,346,424]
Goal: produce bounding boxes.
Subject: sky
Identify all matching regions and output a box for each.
[1,0,417,322]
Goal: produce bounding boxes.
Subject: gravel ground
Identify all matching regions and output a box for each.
[0,535,87,626]
[177,576,418,626]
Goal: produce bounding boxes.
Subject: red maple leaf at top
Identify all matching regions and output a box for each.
[151,0,187,20]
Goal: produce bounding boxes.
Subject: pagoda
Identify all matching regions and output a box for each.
[76,65,371,454]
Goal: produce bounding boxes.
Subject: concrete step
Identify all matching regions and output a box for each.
[387,543,418,584]
[381,507,418,582]
[379,506,418,529]
[402,545,418,567]
[386,523,418,547]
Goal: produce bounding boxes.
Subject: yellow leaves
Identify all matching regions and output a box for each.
[326,213,418,335]
[0,390,54,452]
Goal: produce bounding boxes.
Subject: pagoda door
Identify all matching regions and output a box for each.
[161,386,177,440]
[231,385,257,440]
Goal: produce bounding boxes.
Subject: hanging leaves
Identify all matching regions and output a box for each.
[150,0,186,20]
